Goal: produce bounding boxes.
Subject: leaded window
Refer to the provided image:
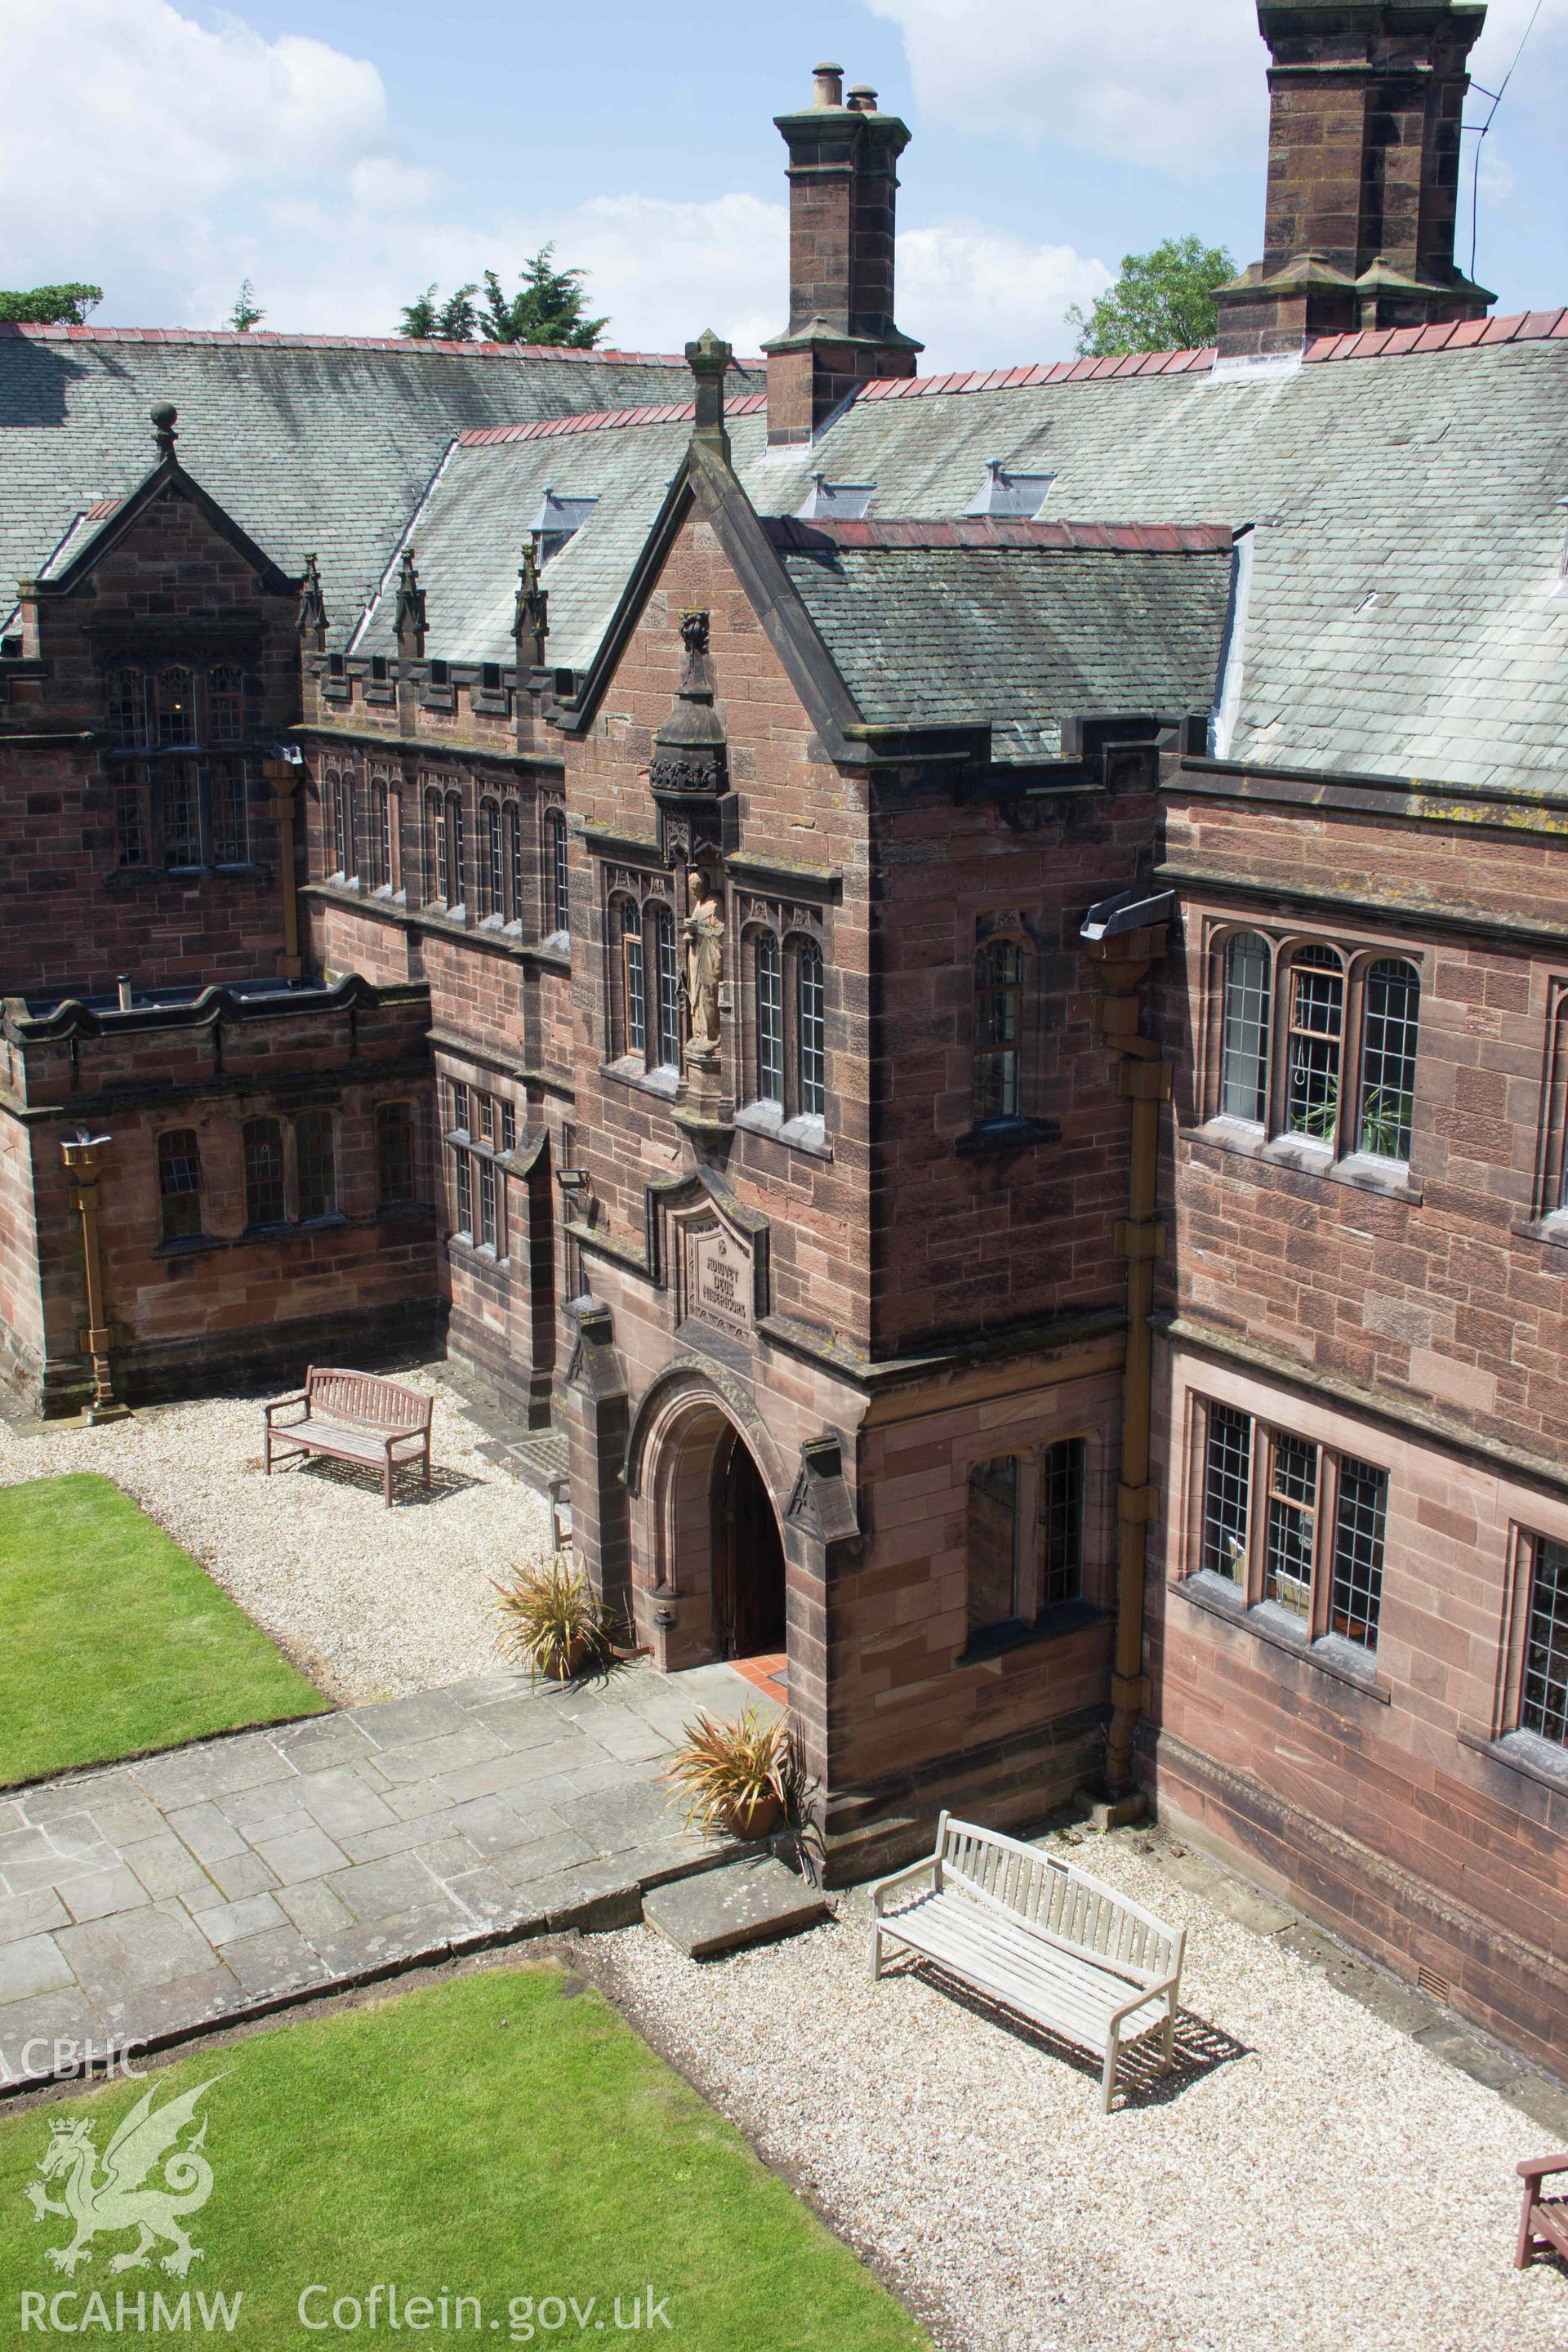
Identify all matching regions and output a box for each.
[109,669,151,751]
[545,808,569,937]
[481,800,503,920]
[105,664,254,867]
[1039,1438,1085,1610]
[156,666,196,748]
[445,792,466,908]
[207,664,244,743]
[1219,932,1270,1123]
[505,804,523,924]
[452,1145,474,1240]
[973,938,1023,1122]
[1285,946,1344,1143]
[797,939,826,1117]
[115,777,149,869]
[365,781,390,890]
[652,902,679,1070]
[479,1156,499,1251]
[428,791,449,903]
[211,757,249,865]
[157,1129,203,1242]
[1521,1534,1568,1747]
[756,931,783,1106]
[243,1117,286,1227]
[164,761,203,868]
[1330,1459,1388,1647]
[1357,959,1419,1162]
[1263,1434,1317,1619]
[1201,1404,1253,1584]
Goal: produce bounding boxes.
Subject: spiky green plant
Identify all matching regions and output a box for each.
[492,1551,621,1683]
[664,1704,794,1838]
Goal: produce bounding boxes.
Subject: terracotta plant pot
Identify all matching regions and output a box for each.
[726,1791,782,1842]
[547,1634,588,1682]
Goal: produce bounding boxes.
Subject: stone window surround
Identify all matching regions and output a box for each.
[956,1422,1111,1665]
[1192,915,1426,1199]
[240,1108,345,1236]
[1521,978,1568,1247]
[1486,1518,1568,1780]
[734,890,831,1142]
[958,907,1058,1155]
[1183,1386,1391,1678]
[442,1067,521,1266]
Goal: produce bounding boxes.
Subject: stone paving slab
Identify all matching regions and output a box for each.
[0,1658,773,2091]
[644,1856,830,1958]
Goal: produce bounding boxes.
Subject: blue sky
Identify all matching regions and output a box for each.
[5,0,1566,368]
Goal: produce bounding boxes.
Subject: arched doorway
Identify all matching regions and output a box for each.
[710,1427,786,1659]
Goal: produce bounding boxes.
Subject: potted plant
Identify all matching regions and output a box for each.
[493,1550,621,1684]
[664,1704,794,1842]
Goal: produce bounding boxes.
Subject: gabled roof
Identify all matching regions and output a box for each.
[0,326,764,631]
[768,519,1232,761]
[359,328,1568,796]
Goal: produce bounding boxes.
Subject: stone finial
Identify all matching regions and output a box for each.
[686,328,733,457]
[394,546,426,657]
[514,541,549,669]
[151,403,179,461]
[296,553,328,648]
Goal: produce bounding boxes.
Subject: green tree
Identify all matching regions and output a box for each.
[0,283,103,326]
[399,282,481,341]
[229,279,265,332]
[1066,235,1236,357]
[399,250,607,347]
[479,248,607,347]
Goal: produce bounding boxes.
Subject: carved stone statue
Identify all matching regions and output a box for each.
[681,866,724,1059]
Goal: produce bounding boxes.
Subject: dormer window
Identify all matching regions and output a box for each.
[531,488,599,564]
[964,460,1056,519]
[795,474,875,522]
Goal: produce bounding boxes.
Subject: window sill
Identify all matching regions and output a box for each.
[1174,1570,1391,1701]
[154,1233,221,1259]
[448,1235,510,1271]
[1456,1725,1568,1795]
[956,1115,1061,1156]
[733,1100,832,1160]
[1515,1209,1568,1252]
[1187,1120,1420,1201]
[600,1057,679,1100]
[959,1597,1104,1664]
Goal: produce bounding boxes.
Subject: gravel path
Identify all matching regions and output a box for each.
[0,1374,553,1704]
[597,1833,1568,2352]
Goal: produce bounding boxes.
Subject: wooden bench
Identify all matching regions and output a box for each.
[264,1368,433,1507]
[870,1811,1186,2113]
[1516,2154,1568,2269]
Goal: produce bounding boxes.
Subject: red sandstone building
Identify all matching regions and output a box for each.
[2,6,1566,2077]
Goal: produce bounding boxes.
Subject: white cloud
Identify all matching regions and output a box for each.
[900,223,1111,369]
[866,0,1568,180]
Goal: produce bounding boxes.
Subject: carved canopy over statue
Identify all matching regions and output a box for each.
[682,866,724,1058]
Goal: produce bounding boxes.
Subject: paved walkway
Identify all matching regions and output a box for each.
[0,1659,769,2090]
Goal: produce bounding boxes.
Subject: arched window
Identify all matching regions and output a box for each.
[445,791,466,909]
[544,808,569,938]
[296,1109,336,1221]
[329,772,352,878]
[504,803,523,924]
[157,1129,203,1243]
[1285,945,1344,1143]
[207,664,243,744]
[156,666,195,748]
[755,931,783,1106]
[1219,932,1271,1124]
[108,668,150,750]
[973,938,1022,1122]
[243,1117,286,1227]
[425,789,448,903]
[376,1101,417,1208]
[366,780,389,889]
[1357,958,1419,1162]
[479,799,502,920]
[651,901,679,1071]
[795,937,826,1117]
[608,893,644,1060]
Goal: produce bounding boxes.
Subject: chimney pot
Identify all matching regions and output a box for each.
[847,84,877,113]
[117,976,132,1012]
[812,61,844,108]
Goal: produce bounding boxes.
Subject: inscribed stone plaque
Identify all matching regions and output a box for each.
[684,1218,751,1339]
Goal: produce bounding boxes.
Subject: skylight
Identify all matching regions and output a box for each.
[795,474,876,521]
[964,460,1056,519]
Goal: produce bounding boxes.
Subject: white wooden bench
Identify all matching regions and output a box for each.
[870,1812,1186,2112]
[264,1367,433,1507]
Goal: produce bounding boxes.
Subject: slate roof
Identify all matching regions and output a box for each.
[0,326,762,630]
[766,519,1233,760]
[354,323,1568,795]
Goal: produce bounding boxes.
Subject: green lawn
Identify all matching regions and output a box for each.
[0,1961,930,2350]
[0,1472,325,1786]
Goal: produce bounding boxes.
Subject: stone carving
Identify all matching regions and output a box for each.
[682,866,724,1058]
[683,1216,750,1338]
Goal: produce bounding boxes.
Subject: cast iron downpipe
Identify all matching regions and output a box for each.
[1080,890,1174,1799]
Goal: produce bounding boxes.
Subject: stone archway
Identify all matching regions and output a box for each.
[639,1387,788,1670]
